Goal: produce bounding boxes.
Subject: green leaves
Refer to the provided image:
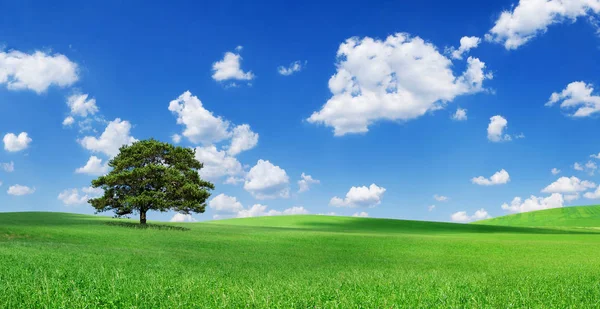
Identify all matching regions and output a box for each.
[88,139,214,222]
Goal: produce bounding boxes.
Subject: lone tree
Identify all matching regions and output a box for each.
[89,139,214,224]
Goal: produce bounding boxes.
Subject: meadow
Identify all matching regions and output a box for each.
[1,209,600,308]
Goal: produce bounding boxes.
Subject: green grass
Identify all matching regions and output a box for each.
[2,212,600,308]
[477,205,600,228]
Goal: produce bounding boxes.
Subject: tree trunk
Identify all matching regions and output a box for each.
[140,210,147,225]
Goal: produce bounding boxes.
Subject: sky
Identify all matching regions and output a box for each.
[1,0,600,223]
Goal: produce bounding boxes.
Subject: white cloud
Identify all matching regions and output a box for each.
[79,118,136,158]
[244,160,290,199]
[501,193,564,213]
[546,82,600,117]
[212,48,254,82]
[170,213,197,222]
[282,206,310,215]
[584,187,600,199]
[450,36,481,59]
[330,184,386,208]
[0,49,78,93]
[57,186,103,206]
[171,134,181,144]
[551,168,561,175]
[452,108,468,121]
[7,184,35,196]
[226,124,259,156]
[542,176,596,193]
[194,145,243,182]
[63,116,75,127]
[564,193,580,202]
[67,93,98,117]
[168,91,231,145]
[451,208,491,222]
[3,132,32,152]
[586,160,598,173]
[352,211,369,217]
[434,194,449,202]
[298,173,320,193]
[471,169,510,186]
[278,61,305,76]
[236,204,309,218]
[75,156,109,176]
[574,162,584,171]
[307,33,492,136]
[209,193,244,213]
[1,161,14,172]
[487,115,511,142]
[487,0,600,50]
[428,205,436,212]
[591,152,600,159]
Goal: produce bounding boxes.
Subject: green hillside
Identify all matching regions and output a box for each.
[2,212,600,308]
[477,205,600,228]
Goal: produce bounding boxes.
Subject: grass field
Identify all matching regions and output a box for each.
[2,211,600,308]
[477,205,600,228]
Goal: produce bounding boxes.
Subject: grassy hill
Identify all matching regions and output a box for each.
[476,205,600,228]
[2,212,600,308]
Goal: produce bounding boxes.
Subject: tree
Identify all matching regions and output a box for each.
[89,139,214,224]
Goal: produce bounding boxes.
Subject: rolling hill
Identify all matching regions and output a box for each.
[476,205,600,228]
[2,211,600,308]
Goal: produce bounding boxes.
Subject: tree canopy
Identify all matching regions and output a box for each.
[89,139,214,224]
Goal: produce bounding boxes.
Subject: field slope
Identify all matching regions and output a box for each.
[2,212,600,308]
[477,205,600,228]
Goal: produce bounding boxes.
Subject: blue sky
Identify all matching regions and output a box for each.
[1,0,600,222]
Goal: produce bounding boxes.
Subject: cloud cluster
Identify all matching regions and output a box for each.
[278,61,305,76]
[212,46,254,82]
[487,0,600,49]
[487,115,511,142]
[471,169,510,186]
[451,208,490,222]
[307,33,492,136]
[3,132,32,152]
[7,184,35,196]
[546,81,600,117]
[298,173,320,193]
[57,187,103,206]
[244,160,290,199]
[501,193,564,213]
[0,49,78,93]
[449,36,481,59]
[330,184,386,208]
[208,193,308,219]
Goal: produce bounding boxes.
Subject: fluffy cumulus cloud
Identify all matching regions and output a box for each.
[7,184,35,196]
[434,194,449,202]
[212,46,254,82]
[584,187,600,199]
[471,169,510,186]
[62,116,75,126]
[330,184,386,208]
[592,152,600,159]
[208,194,309,219]
[574,162,584,171]
[0,49,78,93]
[227,124,259,156]
[298,173,320,193]
[66,93,99,117]
[1,161,14,172]
[170,213,197,222]
[546,81,600,117]
[487,115,511,142]
[542,176,596,193]
[75,156,110,176]
[244,160,290,199]
[3,132,32,152]
[501,193,564,213]
[352,211,369,217]
[428,205,436,212]
[168,91,231,144]
[57,186,103,206]
[278,61,305,76]
[208,193,244,213]
[452,108,468,121]
[194,145,244,182]
[451,208,490,223]
[487,0,600,50]
[79,118,136,158]
[307,33,492,136]
[551,168,561,175]
[171,134,182,144]
[449,36,481,59]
